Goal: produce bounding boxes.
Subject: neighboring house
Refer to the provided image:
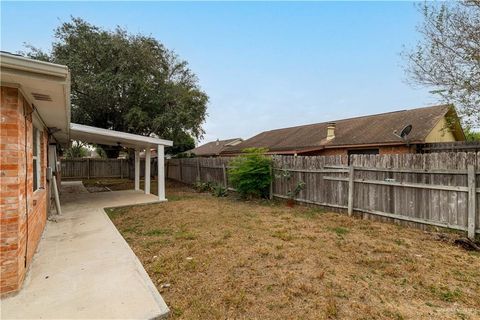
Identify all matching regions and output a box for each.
[186,138,243,157]
[0,52,172,295]
[221,105,465,157]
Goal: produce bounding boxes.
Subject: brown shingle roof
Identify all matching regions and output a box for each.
[222,105,456,154]
[188,138,243,156]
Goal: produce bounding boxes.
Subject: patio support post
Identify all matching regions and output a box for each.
[145,148,151,194]
[157,145,165,201]
[134,149,140,191]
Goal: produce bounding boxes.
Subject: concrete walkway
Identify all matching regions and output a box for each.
[1,182,169,319]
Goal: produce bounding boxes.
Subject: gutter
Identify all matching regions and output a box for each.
[0,53,69,79]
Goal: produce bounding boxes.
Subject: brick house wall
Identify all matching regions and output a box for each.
[1,86,49,295]
[378,145,414,155]
[300,145,415,156]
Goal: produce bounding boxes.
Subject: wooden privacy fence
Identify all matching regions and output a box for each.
[61,158,159,180]
[166,157,230,186]
[166,153,480,239]
[61,158,130,179]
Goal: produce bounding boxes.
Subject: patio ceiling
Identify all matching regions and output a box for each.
[70,123,173,149]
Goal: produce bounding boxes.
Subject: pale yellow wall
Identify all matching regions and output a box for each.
[425,117,457,143]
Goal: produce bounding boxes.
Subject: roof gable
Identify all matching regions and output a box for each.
[188,138,243,156]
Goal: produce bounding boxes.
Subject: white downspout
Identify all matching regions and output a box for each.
[134,149,140,191]
[144,148,151,194]
[157,145,165,201]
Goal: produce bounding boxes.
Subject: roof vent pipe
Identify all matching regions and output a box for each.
[327,122,336,140]
[216,139,220,146]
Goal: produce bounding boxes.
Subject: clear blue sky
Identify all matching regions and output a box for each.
[1,1,436,143]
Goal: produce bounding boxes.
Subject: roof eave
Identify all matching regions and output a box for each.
[1,52,69,79]
[70,123,173,147]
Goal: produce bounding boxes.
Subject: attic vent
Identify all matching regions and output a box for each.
[32,93,52,101]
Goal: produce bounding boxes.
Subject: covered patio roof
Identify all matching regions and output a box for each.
[70,123,173,148]
[70,123,173,201]
[1,52,172,201]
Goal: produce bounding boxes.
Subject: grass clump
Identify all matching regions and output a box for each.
[105,206,129,219]
[429,285,463,302]
[328,227,349,237]
[440,288,462,302]
[271,230,294,241]
[296,207,325,219]
[175,230,196,240]
[144,228,172,236]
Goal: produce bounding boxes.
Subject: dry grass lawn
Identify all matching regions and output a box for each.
[105,180,480,319]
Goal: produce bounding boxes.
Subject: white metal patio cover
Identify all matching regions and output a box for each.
[70,123,173,201]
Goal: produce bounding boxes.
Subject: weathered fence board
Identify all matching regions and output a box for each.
[61,158,161,180]
[166,152,479,238]
[61,153,480,238]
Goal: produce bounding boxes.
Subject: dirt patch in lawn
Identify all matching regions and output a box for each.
[81,178,138,192]
[108,180,480,319]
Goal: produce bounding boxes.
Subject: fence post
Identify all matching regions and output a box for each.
[87,158,90,180]
[467,164,476,240]
[197,159,201,182]
[347,165,354,216]
[222,163,227,188]
[179,159,183,182]
[166,161,169,180]
[120,159,123,179]
[269,165,273,200]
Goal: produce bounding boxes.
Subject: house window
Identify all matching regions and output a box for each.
[33,127,42,191]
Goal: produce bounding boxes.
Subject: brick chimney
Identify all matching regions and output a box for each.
[327,122,336,140]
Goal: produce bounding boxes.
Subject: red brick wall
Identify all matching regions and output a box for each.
[299,148,347,156]
[300,145,415,156]
[379,145,415,155]
[1,87,48,295]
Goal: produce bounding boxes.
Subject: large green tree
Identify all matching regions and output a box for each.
[25,18,208,157]
[403,1,480,129]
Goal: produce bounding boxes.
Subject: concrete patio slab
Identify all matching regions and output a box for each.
[1,182,169,319]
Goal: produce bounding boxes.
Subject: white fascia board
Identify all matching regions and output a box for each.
[70,123,173,147]
[0,52,69,79]
[1,53,71,143]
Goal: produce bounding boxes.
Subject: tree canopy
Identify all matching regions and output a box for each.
[465,128,480,141]
[25,17,208,156]
[403,1,480,129]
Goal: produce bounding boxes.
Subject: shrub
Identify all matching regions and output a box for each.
[228,148,272,198]
[212,184,228,197]
[64,141,88,159]
[194,181,213,192]
[287,181,306,199]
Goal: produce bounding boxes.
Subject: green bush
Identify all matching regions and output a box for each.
[287,181,306,199]
[194,181,213,192]
[228,148,272,198]
[65,141,88,159]
[211,184,228,197]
